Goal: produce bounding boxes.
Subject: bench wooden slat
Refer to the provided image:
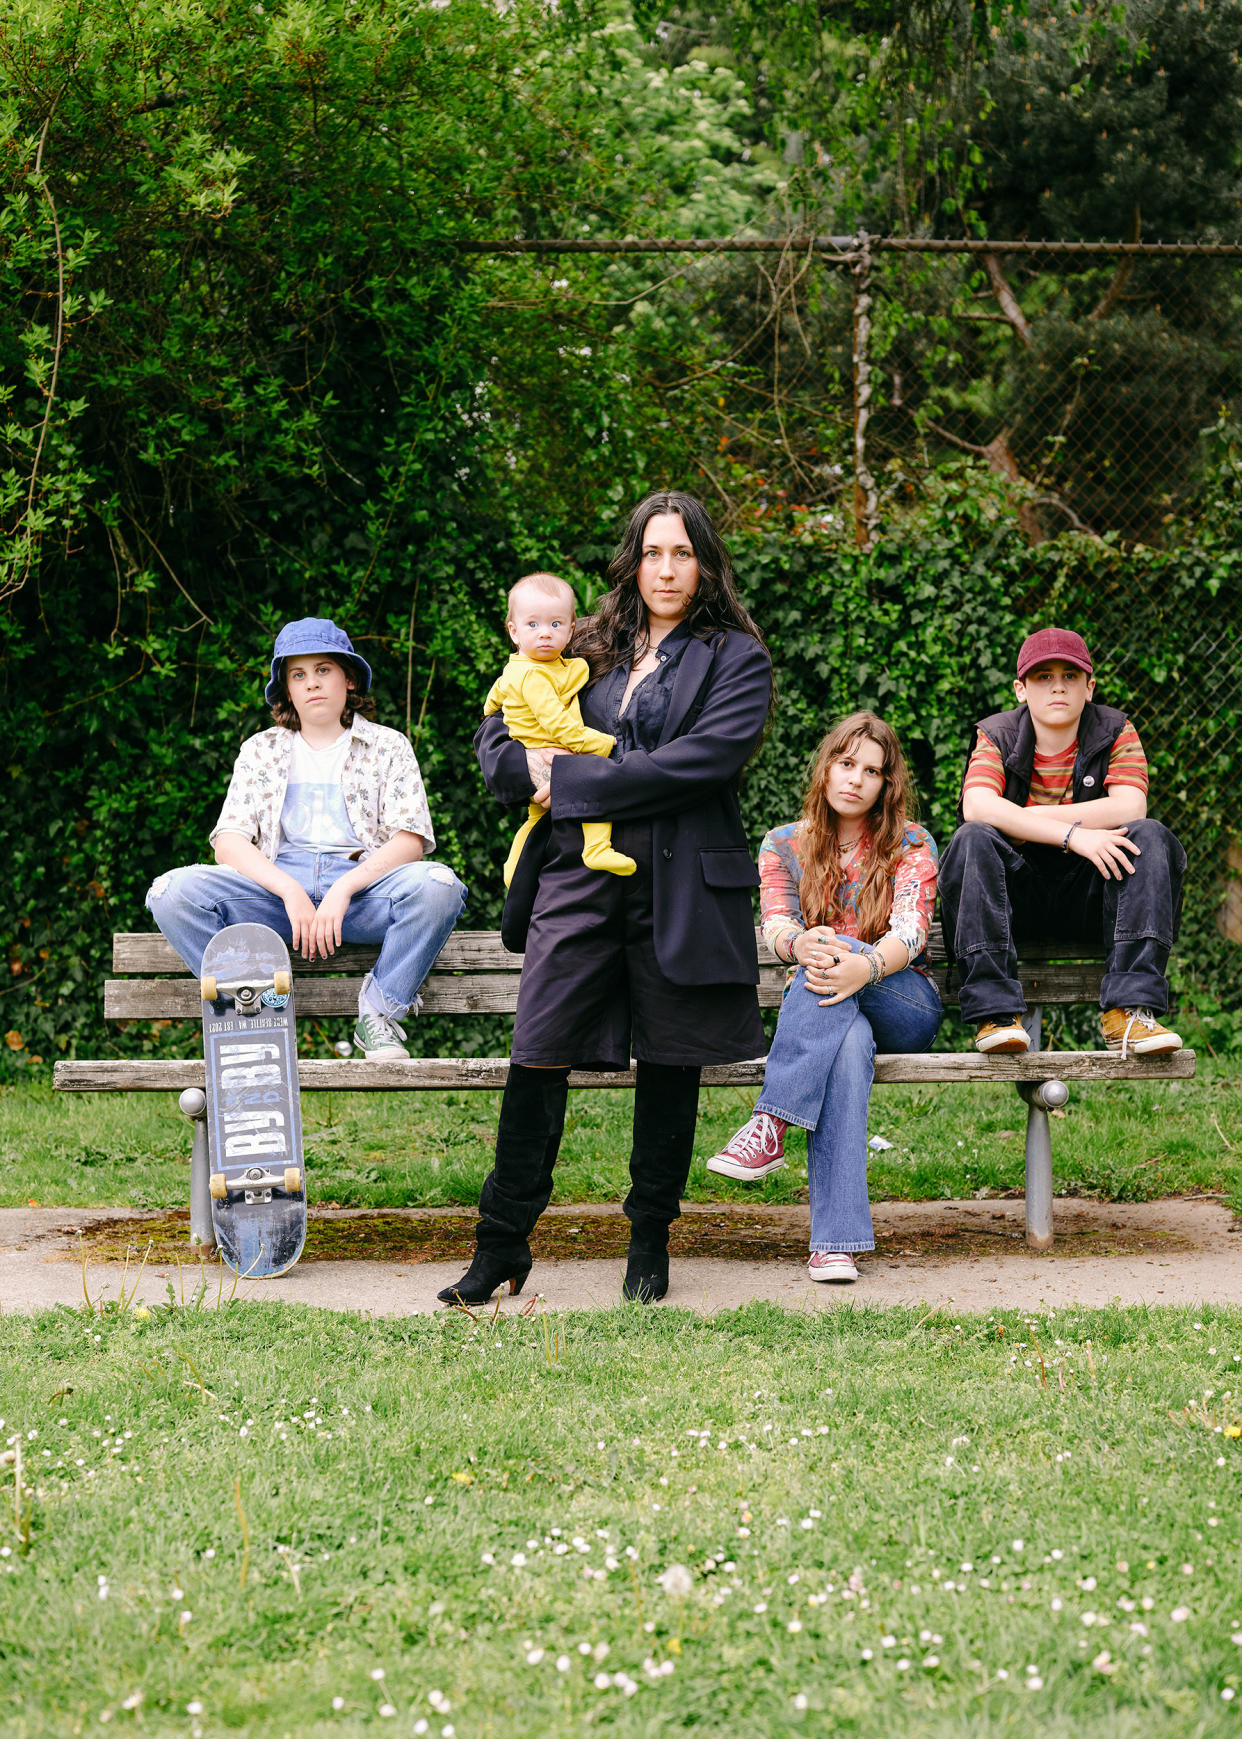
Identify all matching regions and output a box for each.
[104,974,792,1019]
[111,931,532,975]
[103,959,1110,1021]
[54,1048,1196,1093]
[111,923,1109,977]
[102,974,574,1020]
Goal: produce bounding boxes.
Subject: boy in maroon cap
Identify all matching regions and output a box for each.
[938,627,1185,1056]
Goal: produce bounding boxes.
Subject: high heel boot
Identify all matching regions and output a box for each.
[622,1222,669,1302]
[436,1250,530,1306]
[437,1063,570,1305]
[621,1061,700,1303]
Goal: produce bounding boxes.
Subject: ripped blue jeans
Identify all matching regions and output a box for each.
[754,946,942,1252]
[146,850,467,1019]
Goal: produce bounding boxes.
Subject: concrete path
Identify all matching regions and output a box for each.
[1,1198,1239,1316]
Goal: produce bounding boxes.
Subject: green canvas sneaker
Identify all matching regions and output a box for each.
[352,1012,410,1061]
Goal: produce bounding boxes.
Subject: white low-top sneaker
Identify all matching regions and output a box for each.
[807,1251,859,1283]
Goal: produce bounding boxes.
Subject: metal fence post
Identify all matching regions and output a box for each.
[851,230,880,551]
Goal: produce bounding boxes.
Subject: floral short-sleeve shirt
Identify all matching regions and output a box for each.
[210,715,435,861]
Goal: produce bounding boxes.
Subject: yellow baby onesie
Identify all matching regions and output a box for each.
[484,653,636,883]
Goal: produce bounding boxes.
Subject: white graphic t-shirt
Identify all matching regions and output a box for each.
[279,731,363,854]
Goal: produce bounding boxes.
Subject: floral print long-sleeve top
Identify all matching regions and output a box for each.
[758,820,939,975]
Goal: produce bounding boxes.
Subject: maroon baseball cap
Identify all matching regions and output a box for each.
[1016,627,1093,681]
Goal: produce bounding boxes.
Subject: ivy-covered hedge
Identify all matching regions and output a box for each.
[6,468,1238,1074]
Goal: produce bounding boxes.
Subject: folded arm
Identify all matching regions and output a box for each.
[961,782,1146,843]
[550,636,772,823]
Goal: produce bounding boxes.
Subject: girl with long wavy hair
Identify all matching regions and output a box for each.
[706,712,941,1282]
[441,491,772,1307]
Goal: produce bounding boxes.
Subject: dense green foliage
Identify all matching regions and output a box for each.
[2,0,1239,1072]
[661,0,1242,239]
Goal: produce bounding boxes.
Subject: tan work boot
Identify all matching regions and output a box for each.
[974,1017,1030,1055]
[1101,1007,1183,1058]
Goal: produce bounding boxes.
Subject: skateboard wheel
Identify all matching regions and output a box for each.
[201,976,217,1002]
[273,970,291,997]
[284,1167,303,1195]
[209,1172,228,1200]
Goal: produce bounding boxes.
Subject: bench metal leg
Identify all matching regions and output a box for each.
[1016,1004,1068,1251]
[179,1088,216,1254]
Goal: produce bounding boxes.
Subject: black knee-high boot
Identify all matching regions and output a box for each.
[437,1064,570,1304]
[622,1061,701,1302]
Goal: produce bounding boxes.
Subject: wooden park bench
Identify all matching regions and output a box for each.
[53,923,1194,1250]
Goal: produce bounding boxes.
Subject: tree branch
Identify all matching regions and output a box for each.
[923,418,1044,540]
[1027,494,1100,537]
[983,252,1033,347]
[1090,206,1141,320]
[1,115,66,607]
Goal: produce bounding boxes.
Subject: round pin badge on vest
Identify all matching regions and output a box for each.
[1082,775,1095,787]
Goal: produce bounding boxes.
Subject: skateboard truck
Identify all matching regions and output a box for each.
[209,1164,304,1203]
[200,971,291,1012]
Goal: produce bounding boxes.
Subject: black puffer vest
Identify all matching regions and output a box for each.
[955,700,1128,823]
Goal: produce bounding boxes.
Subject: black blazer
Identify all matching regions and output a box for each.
[474,627,772,985]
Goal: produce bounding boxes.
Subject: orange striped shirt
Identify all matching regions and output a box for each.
[963,721,1148,805]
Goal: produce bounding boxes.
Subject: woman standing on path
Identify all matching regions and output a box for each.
[705,714,941,1283]
[439,491,772,1305]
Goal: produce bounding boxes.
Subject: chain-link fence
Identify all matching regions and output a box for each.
[461,234,1242,969]
[862,242,1242,917]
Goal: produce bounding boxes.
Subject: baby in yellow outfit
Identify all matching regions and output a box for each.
[485,572,636,885]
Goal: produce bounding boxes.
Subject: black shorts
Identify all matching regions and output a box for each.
[511,817,766,1070]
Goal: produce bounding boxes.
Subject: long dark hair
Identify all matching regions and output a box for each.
[571,491,768,676]
[797,712,917,942]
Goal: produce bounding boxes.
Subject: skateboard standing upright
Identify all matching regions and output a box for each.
[200,922,306,1276]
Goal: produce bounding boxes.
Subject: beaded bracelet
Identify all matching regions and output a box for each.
[866,950,888,987]
[776,925,803,965]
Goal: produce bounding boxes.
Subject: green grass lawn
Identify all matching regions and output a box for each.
[5,1065,1240,1216]
[1,1302,1241,1737]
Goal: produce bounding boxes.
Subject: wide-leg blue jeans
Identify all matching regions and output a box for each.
[146,850,467,1018]
[754,950,942,1252]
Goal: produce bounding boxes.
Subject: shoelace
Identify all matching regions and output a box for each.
[1118,1007,1158,1061]
[729,1114,780,1162]
[364,1015,407,1047]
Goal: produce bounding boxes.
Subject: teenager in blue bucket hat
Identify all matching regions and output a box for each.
[263,617,374,705]
[146,617,467,1058]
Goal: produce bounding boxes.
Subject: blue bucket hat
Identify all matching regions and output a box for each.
[265,618,373,706]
